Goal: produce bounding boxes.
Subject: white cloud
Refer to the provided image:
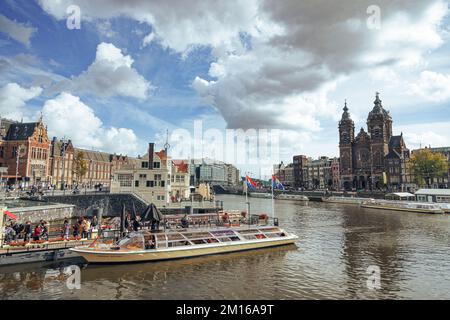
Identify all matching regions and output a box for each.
[141,32,155,48]
[38,0,260,53]
[408,71,450,102]
[0,14,36,47]
[0,82,42,121]
[71,42,152,100]
[42,92,140,155]
[397,122,450,150]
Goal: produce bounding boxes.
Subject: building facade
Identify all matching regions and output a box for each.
[110,143,171,207]
[293,155,308,189]
[171,159,190,201]
[0,117,51,186]
[339,93,410,191]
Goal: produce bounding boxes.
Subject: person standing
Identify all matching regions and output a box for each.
[85,218,91,239]
[24,221,32,243]
[33,224,42,241]
[62,220,70,240]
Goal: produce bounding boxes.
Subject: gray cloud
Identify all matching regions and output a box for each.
[0,14,36,47]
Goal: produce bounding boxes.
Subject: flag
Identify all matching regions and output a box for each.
[272,175,285,190]
[246,175,258,190]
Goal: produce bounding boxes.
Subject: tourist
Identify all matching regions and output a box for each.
[41,221,49,241]
[181,214,189,228]
[91,216,98,228]
[85,218,91,239]
[32,224,42,241]
[24,221,32,242]
[73,222,79,237]
[5,224,16,243]
[62,220,70,240]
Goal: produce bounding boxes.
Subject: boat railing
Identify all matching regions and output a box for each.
[0,239,93,255]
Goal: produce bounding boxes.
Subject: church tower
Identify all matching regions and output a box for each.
[367,92,392,174]
[339,100,354,187]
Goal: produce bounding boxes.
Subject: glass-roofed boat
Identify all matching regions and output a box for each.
[71,225,298,264]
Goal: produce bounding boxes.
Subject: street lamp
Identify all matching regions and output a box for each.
[60,137,68,191]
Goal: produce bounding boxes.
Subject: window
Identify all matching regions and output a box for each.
[141,161,149,168]
[153,162,160,168]
[146,181,154,187]
[154,174,162,181]
[135,181,139,187]
[118,174,133,187]
[161,181,165,187]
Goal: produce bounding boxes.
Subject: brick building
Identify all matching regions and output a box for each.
[0,117,51,186]
[339,93,411,191]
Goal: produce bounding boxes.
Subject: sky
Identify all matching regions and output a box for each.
[0,0,450,178]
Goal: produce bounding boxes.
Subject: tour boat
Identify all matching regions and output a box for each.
[70,226,298,264]
[249,192,272,199]
[321,196,370,205]
[361,199,445,214]
[437,203,450,214]
[276,194,309,202]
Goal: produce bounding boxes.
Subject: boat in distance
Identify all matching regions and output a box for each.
[71,226,298,264]
[249,192,272,199]
[321,196,372,205]
[276,194,309,201]
[361,199,445,214]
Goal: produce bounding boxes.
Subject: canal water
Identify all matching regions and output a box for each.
[1,194,450,300]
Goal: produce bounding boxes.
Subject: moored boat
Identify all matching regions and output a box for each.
[71,226,298,264]
[361,199,445,214]
[249,192,272,199]
[276,194,309,201]
[321,196,370,205]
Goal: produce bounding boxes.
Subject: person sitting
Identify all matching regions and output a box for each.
[181,214,189,228]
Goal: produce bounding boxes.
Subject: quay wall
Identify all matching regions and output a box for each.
[9,204,75,224]
[38,194,220,217]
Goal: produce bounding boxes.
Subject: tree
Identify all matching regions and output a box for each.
[72,151,88,184]
[408,149,448,187]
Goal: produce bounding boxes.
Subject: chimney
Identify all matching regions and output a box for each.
[148,142,154,170]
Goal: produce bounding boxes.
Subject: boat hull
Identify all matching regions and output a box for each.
[71,236,298,264]
[361,204,444,214]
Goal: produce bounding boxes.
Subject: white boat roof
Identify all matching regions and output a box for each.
[386,192,415,197]
[415,189,450,196]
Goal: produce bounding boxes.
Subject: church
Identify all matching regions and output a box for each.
[339,93,411,191]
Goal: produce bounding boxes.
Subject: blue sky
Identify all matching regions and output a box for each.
[1,0,450,177]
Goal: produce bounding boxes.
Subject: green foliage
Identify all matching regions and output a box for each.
[72,151,88,183]
[408,149,448,187]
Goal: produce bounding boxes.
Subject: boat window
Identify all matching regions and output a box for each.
[238,229,262,235]
[155,234,168,248]
[167,233,185,241]
[210,230,236,237]
[218,237,231,242]
[118,233,145,250]
[243,235,257,240]
[168,240,192,247]
[230,236,240,241]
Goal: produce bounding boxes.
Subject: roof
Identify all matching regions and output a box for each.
[385,149,401,159]
[415,189,450,196]
[172,159,189,173]
[74,148,111,163]
[5,122,38,140]
[389,135,402,149]
[386,192,415,197]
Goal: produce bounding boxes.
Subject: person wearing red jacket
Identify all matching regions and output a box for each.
[33,225,42,241]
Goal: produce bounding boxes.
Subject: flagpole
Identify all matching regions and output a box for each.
[245,172,250,225]
[271,169,275,225]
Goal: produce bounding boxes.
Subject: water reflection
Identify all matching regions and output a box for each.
[1,194,450,299]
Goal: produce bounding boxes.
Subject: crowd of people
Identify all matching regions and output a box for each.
[3,220,50,244]
[2,216,101,245]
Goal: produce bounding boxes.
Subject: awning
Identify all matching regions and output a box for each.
[3,210,17,220]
